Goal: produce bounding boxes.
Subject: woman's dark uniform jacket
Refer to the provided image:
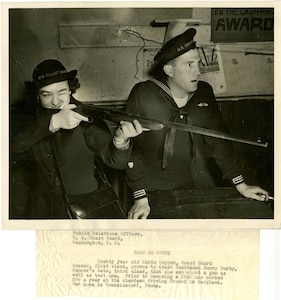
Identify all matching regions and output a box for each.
[11,97,132,218]
[125,80,244,193]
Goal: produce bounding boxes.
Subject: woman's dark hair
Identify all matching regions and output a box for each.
[68,77,80,94]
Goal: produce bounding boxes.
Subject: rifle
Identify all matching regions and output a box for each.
[75,104,268,148]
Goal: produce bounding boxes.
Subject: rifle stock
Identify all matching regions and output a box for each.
[76,104,268,148]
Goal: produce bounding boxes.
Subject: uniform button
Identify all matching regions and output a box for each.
[180,115,184,119]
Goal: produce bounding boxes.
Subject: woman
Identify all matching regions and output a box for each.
[11,59,143,219]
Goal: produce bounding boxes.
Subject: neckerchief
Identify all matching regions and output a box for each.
[149,79,193,169]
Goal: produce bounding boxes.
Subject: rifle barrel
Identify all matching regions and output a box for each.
[78,104,268,148]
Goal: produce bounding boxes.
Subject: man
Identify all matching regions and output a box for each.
[125,28,269,219]
[11,59,143,219]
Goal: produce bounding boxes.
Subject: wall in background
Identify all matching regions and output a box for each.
[9,8,193,103]
[9,7,273,104]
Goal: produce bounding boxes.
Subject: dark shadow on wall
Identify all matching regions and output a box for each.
[10,10,44,104]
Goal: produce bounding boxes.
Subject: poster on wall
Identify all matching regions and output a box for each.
[197,44,226,94]
[211,8,274,43]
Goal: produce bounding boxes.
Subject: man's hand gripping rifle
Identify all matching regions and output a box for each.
[75,104,268,148]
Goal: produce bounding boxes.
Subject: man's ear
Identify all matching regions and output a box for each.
[163,64,173,78]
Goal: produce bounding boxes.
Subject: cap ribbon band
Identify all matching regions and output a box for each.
[37,70,67,80]
[177,39,195,53]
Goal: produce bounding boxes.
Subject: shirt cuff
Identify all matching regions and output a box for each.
[232,175,245,185]
[133,189,148,201]
[113,137,130,150]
